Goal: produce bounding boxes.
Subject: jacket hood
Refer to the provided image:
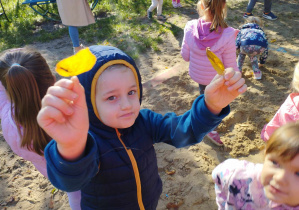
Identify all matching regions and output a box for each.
[56,45,143,135]
[240,23,263,31]
[193,18,223,50]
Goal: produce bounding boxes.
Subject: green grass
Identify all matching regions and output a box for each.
[0,0,190,57]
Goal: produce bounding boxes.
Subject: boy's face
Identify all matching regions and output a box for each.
[95,66,140,129]
[261,153,299,207]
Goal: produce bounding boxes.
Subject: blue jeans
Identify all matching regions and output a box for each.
[246,0,272,13]
[68,26,80,47]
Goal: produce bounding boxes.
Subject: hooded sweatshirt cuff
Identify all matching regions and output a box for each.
[192,95,230,126]
[45,133,98,176]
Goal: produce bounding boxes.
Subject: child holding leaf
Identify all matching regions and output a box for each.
[37,45,246,209]
[181,0,239,146]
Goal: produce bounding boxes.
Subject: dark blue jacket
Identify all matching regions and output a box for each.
[45,46,230,209]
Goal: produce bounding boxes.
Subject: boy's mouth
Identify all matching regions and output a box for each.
[120,112,134,118]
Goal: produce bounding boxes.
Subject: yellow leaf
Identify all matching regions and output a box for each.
[270,39,276,43]
[206,47,225,75]
[56,48,97,77]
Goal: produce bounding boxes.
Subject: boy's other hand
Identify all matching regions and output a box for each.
[37,76,89,161]
[205,68,247,115]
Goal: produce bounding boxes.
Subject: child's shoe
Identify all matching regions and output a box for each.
[147,10,152,19]
[253,71,262,80]
[172,1,178,8]
[177,3,182,7]
[243,12,253,19]
[73,44,85,54]
[157,14,166,20]
[263,12,277,20]
[206,131,223,146]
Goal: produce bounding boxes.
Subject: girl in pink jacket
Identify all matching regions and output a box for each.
[181,0,238,146]
[261,62,299,141]
[0,48,81,209]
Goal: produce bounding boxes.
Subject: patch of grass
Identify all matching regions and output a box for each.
[0,0,184,58]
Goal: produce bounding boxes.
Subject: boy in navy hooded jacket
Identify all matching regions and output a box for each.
[37,45,247,209]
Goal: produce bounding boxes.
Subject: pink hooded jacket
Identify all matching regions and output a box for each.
[181,18,238,85]
[0,82,81,210]
[261,93,299,141]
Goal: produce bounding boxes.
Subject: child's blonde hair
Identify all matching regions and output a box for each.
[291,62,299,93]
[197,0,228,32]
[244,16,263,27]
[265,122,299,161]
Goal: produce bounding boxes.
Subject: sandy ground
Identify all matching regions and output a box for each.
[1,0,299,209]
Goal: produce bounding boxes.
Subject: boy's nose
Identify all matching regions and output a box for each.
[120,96,132,110]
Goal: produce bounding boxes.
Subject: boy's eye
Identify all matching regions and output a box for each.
[107,96,116,101]
[128,90,136,95]
[295,172,299,177]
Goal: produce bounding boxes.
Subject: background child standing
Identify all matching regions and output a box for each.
[236,16,268,80]
[37,45,246,210]
[212,122,299,209]
[243,0,277,20]
[261,62,299,141]
[0,48,81,210]
[181,0,238,146]
[56,0,95,54]
[147,0,166,20]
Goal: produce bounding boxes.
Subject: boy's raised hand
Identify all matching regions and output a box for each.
[37,76,89,160]
[205,68,247,115]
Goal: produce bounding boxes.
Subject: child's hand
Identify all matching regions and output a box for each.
[37,76,89,161]
[205,68,247,115]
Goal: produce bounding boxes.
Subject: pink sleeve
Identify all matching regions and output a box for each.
[180,22,191,62]
[222,34,238,72]
[261,97,296,141]
[0,82,9,114]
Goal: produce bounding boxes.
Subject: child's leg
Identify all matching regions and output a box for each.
[247,45,264,73]
[176,0,182,7]
[68,26,80,48]
[264,0,272,13]
[246,0,257,13]
[237,48,246,72]
[148,0,159,12]
[157,0,163,16]
[249,55,259,73]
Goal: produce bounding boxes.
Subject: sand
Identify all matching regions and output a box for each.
[0,0,298,209]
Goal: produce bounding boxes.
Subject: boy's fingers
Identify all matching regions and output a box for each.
[223,68,235,80]
[54,78,74,89]
[47,86,78,101]
[225,71,242,86]
[42,94,74,116]
[70,76,86,107]
[227,78,246,91]
[237,84,247,93]
[37,106,66,126]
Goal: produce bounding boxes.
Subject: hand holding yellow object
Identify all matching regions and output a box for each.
[56,48,97,77]
[206,47,225,75]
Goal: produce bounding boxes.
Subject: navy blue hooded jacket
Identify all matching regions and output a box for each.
[44,45,230,209]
